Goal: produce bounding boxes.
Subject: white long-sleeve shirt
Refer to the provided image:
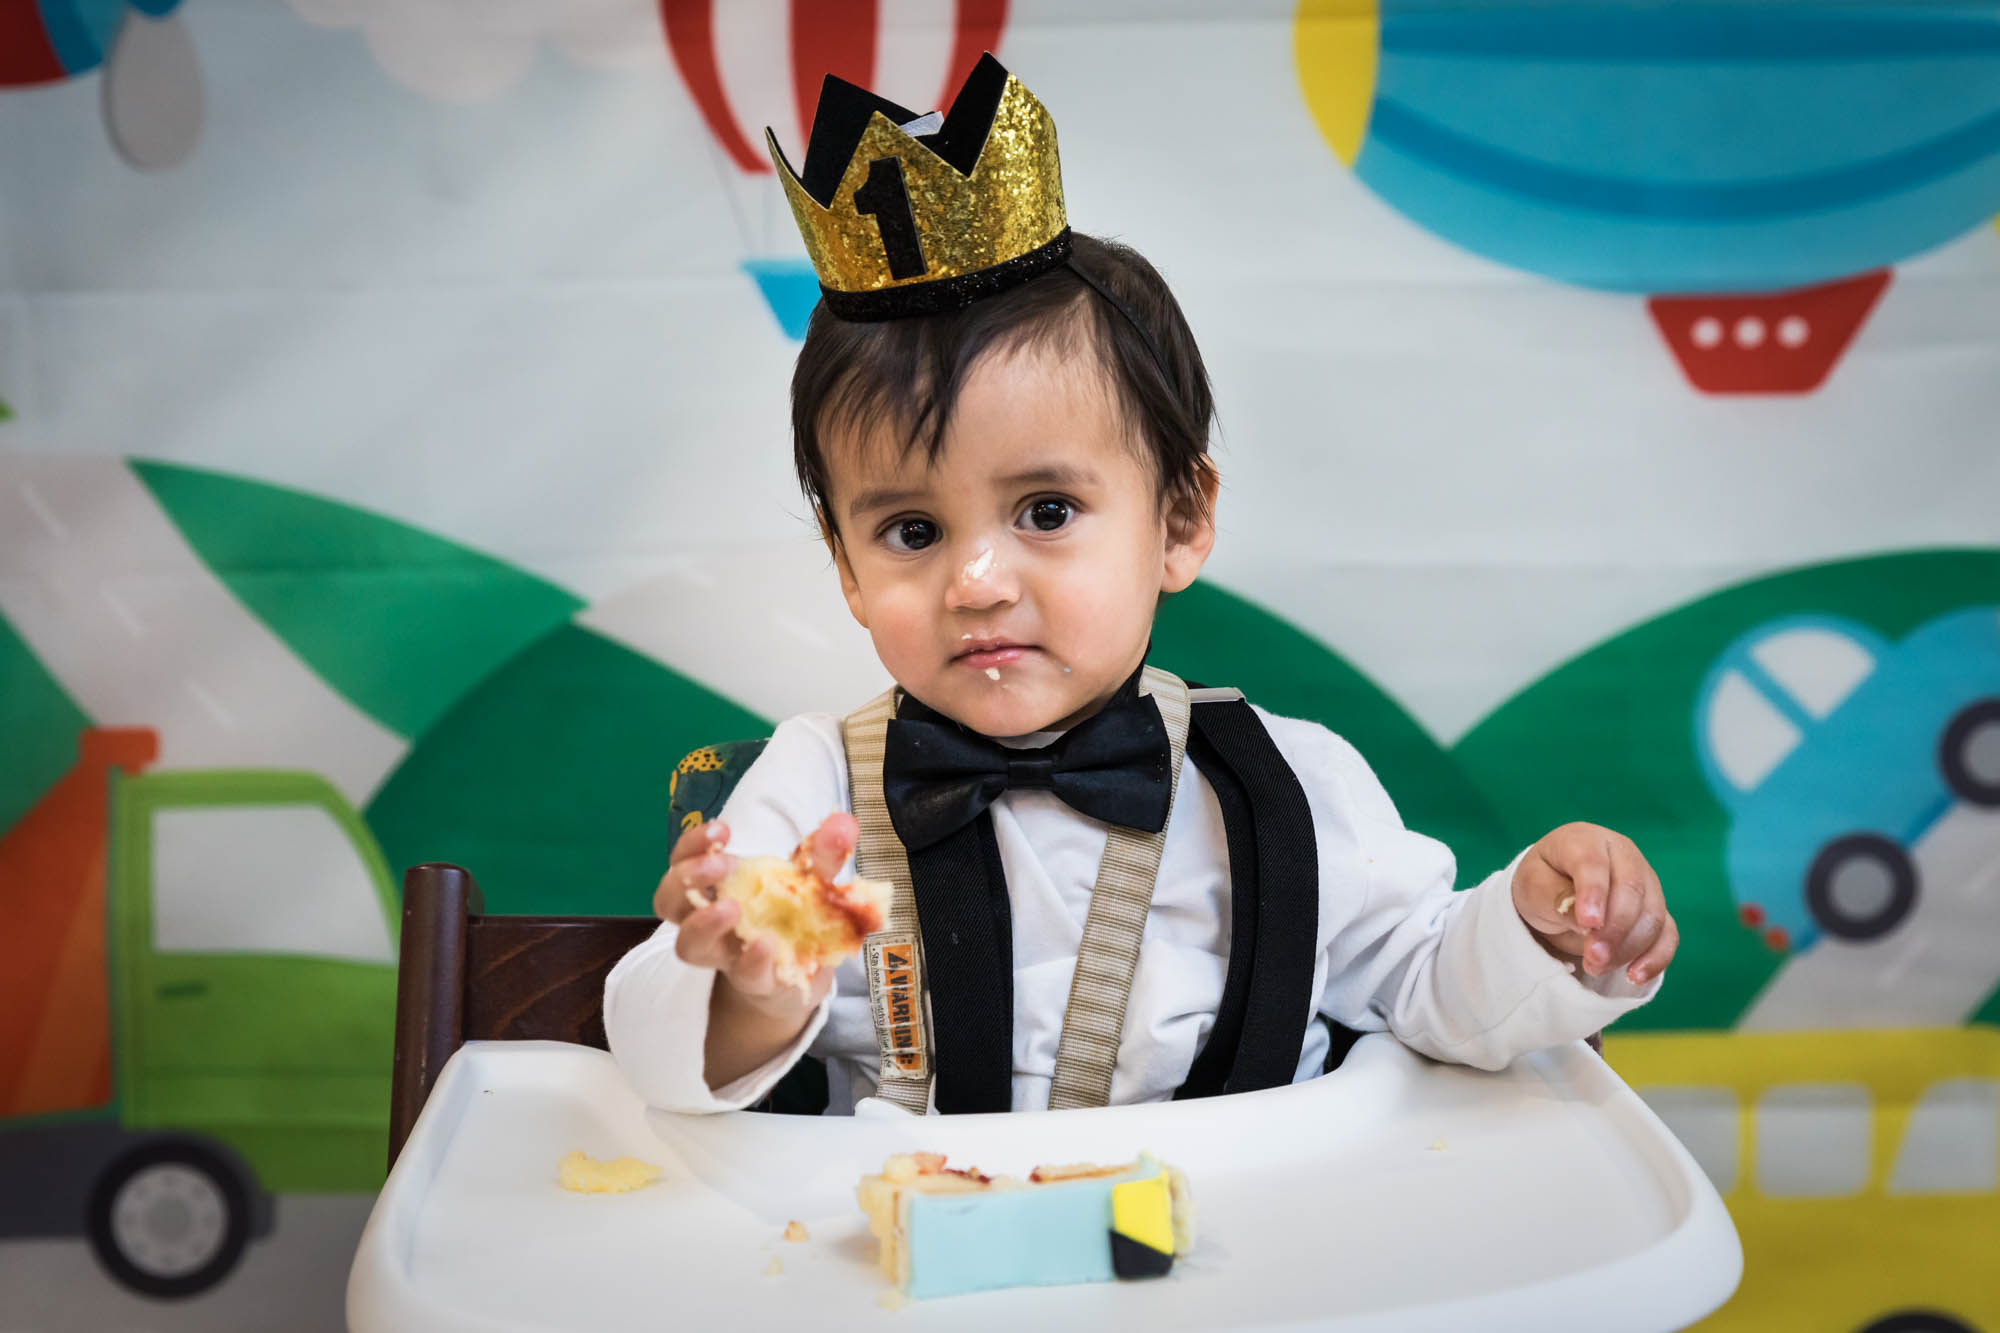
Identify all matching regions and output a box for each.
[604,705,1659,1115]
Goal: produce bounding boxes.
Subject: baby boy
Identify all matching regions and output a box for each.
[604,57,1674,1116]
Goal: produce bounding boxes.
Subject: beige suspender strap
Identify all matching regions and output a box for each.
[842,688,933,1114]
[1045,666,1192,1111]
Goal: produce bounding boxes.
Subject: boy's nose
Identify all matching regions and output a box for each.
[943,541,1018,611]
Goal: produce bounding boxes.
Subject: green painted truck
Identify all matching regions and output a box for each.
[0,728,399,1297]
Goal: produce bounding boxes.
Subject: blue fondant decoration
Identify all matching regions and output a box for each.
[901,1161,1177,1300]
[905,1183,1115,1299]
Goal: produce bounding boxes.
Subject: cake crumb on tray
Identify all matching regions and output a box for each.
[556,1151,661,1194]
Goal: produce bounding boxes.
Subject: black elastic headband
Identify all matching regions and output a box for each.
[820,229,1073,321]
[1064,258,1178,395]
[816,238,1180,400]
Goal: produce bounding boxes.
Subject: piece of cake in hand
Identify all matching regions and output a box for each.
[701,836,890,989]
[856,1152,1193,1300]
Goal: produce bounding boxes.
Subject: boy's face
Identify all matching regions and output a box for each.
[825,342,1215,737]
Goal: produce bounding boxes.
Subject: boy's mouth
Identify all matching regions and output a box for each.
[954,641,1035,669]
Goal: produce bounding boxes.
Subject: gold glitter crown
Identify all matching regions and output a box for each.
[766,54,1071,321]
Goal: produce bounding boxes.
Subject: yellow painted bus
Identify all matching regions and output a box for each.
[1607,1027,2000,1333]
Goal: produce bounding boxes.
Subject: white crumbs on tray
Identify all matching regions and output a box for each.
[764,1256,784,1277]
[1428,1138,1448,1152]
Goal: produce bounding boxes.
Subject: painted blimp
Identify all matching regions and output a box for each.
[659,0,1008,340]
[1296,1,2000,393]
[1696,608,2000,955]
[1,0,203,169]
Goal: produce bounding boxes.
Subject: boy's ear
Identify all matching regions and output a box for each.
[831,536,870,629]
[1160,458,1219,595]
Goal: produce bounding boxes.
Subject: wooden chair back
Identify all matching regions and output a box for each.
[387,862,657,1169]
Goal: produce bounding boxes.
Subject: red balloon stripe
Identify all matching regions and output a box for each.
[660,0,1010,178]
[791,0,879,159]
[941,0,1008,111]
[659,0,767,174]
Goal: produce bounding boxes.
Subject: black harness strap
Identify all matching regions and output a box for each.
[1174,721,1258,1098]
[908,812,1015,1114]
[1176,696,1342,1097]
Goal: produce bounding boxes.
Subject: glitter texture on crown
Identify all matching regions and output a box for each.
[766,54,1071,321]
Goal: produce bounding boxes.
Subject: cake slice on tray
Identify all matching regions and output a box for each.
[856,1152,1193,1300]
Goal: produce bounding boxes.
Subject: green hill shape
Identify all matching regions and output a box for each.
[364,623,766,916]
[1454,548,2000,1032]
[132,460,582,742]
[0,613,90,836]
[1154,582,1512,878]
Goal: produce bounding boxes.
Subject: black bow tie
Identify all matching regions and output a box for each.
[881,689,1174,851]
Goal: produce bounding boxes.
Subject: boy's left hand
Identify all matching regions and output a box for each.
[1512,822,1677,987]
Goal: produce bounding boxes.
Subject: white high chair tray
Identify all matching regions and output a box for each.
[347,1036,1739,1333]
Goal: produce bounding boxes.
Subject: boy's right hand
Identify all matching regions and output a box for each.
[652,814,859,1020]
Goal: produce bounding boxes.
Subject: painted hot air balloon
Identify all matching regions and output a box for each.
[1,0,203,170]
[659,0,1007,340]
[1296,0,2000,393]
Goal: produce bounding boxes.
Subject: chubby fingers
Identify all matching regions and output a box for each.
[672,817,729,863]
[1625,911,1680,986]
[1520,824,1675,984]
[1582,839,1641,975]
[1593,834,1673,982]
[1536,823,1613,934]
[1584,835,1660,977]
[653,820,732,922]
[723,939,837,1013]
[678,909,811,1005]
[673,898,742,968]
[1514,853,1589,952]
[726,934,781,995]
[804,812,859,882]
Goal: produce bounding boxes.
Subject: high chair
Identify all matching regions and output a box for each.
[387,855,835,1169]
[386,740,806,1166]
[386,864,658,1169]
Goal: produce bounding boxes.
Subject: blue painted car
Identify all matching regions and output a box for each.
[1696,607,2000,953]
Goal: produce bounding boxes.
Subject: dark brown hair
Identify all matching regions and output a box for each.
[790,232,1216,546]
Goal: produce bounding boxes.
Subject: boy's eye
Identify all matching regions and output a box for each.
[1023,498,1073,532]
[883,517,940,552]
